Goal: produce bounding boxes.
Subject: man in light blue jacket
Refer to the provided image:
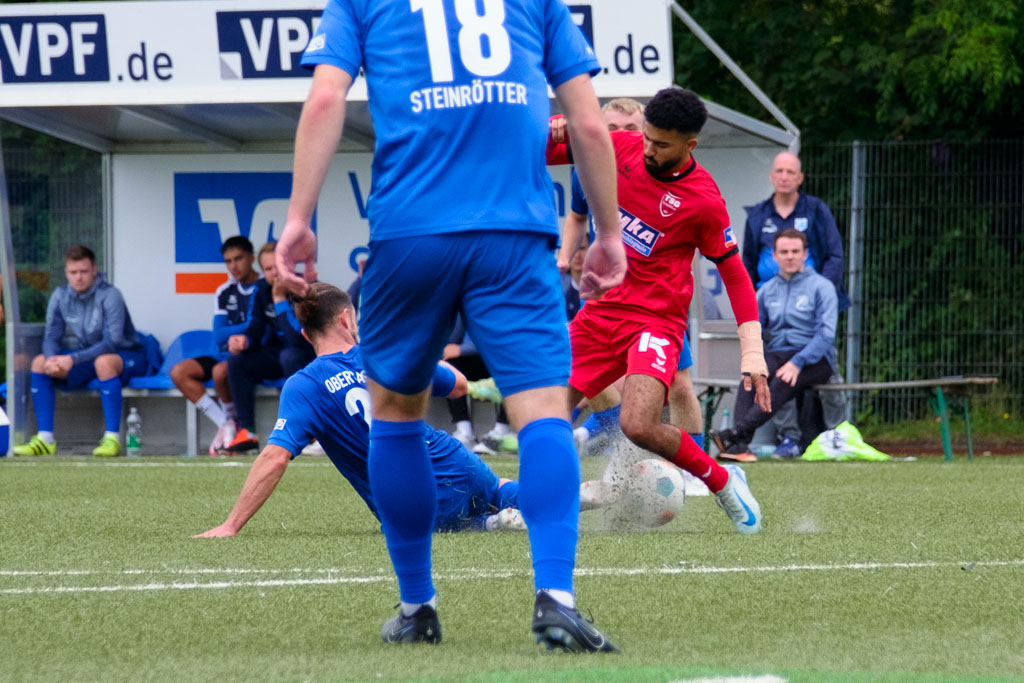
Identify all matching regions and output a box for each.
[714,229,838,458]
[14,245,146,457]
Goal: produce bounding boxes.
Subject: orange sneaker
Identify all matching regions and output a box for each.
[218,428,259,455]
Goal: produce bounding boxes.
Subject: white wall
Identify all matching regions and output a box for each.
[111,152,573,347]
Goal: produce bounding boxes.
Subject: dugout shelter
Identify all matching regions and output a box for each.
[0,0,797,452]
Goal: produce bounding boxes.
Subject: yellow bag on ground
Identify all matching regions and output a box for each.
[801,421,891,461]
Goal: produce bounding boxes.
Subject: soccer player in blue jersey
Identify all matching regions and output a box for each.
[276,0,625,652]
[194,283,526,539]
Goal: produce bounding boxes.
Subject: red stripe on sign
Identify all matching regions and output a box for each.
[176,272,228,294]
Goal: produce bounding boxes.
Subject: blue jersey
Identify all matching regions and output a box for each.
[302,0,600,241]
[212,278,257,354]
[569,167,596,243]
[267,347,495,521]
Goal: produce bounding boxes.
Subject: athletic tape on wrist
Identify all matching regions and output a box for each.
[737,321,769,378]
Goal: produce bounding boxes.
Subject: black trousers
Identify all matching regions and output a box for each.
[732,350,833,444]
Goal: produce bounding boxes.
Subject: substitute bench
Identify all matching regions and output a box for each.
[692,375,999,461]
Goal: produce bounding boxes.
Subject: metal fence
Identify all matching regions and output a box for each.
[1,129,105,325]
[802,140,1024,422]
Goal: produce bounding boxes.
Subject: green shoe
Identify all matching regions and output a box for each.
[92,435,122,458]
[498,433,519,454]
[13,434,57,456]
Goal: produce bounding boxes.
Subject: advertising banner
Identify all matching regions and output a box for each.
[0,0,671,105]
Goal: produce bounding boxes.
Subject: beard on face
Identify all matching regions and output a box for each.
[644,154,683,176]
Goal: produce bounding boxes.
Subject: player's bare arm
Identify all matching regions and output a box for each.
[714,253,771,411]
[278,64,354,297]
[554,75,625,300]
[193,444,293,538]
[557,210,588,272]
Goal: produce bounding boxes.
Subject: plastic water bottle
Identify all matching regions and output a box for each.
[719,408,732,431]
[126,407,142,457]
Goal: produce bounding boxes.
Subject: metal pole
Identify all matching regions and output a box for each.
[846,141,865,421]
[667,0,801,152]
[0,125,23,453]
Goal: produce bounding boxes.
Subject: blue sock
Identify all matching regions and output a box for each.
[31,372,56,433]
[570,406,581,424]
[98,377,123,434]
[583,404,621,435]
[689,432,705,451]
[517,417,579,593]
[368,419,436,604]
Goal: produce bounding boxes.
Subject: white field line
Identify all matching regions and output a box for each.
[2,559,1021,596]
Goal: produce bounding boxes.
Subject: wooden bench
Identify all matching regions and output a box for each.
[691,375,999,462]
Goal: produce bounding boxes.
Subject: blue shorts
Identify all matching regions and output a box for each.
[434,459,519,532]
[360,231,570,396]
[677,334,693,371]
[61,348,148,389]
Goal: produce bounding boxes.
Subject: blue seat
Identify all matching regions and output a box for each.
[129,330,218,390]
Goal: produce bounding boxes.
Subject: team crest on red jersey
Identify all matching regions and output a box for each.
[659,191,682,217]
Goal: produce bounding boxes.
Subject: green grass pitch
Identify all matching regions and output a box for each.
[1,454,1022,682]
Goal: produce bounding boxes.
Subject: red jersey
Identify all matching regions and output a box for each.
[587,130,737,333]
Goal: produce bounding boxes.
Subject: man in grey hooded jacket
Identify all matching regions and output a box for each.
[14,245,146,457]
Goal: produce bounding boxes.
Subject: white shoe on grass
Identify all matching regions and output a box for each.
[715,464,762,534]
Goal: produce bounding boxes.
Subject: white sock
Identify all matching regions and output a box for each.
[38,431,55,444]
[492,422,510,436]
[400,594,437,617]
[539,588,574,609]
[103,431,120,441]
[196,394,227,427]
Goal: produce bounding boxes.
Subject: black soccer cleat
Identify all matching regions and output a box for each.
[531,591,620,653]
[381,604,442,644]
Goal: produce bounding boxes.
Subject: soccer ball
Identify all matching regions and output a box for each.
[616,458,686,527]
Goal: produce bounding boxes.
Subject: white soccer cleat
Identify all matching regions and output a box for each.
[209,419,237,456]
[715,464,762,534]
[495,508,527,531]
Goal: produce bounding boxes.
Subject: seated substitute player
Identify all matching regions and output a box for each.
[220,242,316,455]
[170,235,259,454]
[548,88,770,534]
[714,229,838,458]
[14,244,147,457]
[194,284,525,538]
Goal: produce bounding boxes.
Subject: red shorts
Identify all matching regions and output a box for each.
[569,307,684,398]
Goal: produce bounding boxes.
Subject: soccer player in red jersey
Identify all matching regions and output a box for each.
[548,88,771,533]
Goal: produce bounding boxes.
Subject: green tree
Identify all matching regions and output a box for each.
[673,0,1024,142]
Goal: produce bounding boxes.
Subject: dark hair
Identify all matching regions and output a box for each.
[644,88,707,136]
[64,244,96,264]
[292,282,354,338]
[221,235,254,255]
[774,228,807,249]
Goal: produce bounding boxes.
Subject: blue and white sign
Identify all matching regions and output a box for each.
[216,9,321,79]
[174,171,316,263]
[0,14,109,83]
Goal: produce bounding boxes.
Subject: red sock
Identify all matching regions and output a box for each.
[666,429,729,493]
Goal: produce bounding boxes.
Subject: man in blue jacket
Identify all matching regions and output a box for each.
[743,152,848,454]
[14,245,146,457]
[715,229,838,458]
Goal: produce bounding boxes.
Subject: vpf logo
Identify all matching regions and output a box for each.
[173,172,316,293]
